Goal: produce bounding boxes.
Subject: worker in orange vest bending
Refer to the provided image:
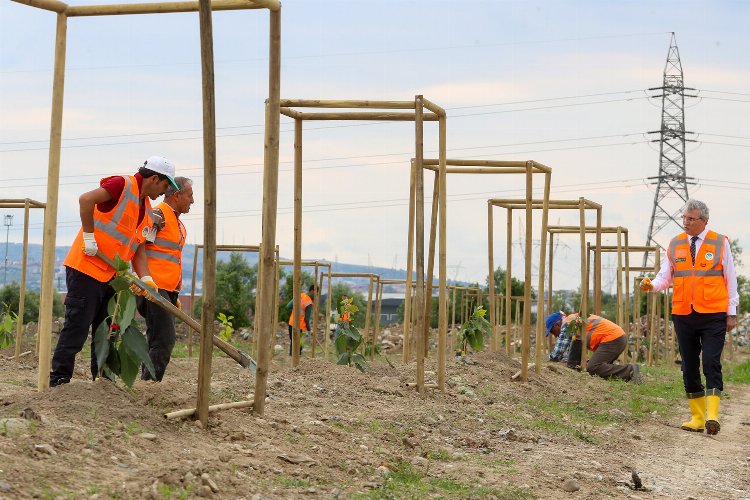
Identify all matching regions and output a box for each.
[137,176,193,381]
[641,199,738,435]
[50,156,178,387]
[546,311,643,383]
[286,284,317,356]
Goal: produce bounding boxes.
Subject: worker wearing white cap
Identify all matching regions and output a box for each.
[50,156,177,387]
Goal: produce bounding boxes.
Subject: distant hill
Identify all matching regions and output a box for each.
[0,243,465,293]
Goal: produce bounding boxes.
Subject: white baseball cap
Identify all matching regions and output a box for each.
[143,156,179,190]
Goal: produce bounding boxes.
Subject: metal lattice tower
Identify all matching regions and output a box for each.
[643,32,697,266]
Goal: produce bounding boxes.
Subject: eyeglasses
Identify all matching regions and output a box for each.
[682,215,703,223]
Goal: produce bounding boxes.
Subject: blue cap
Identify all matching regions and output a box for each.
[545,311,565,337]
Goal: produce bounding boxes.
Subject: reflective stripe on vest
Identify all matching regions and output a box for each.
[64,176,152,283]
[668,230,728,315]
[145,202,186,292]
[288,293,314,330]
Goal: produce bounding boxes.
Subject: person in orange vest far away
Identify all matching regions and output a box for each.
[136,176,193,381]
[546,311,643,384]
[286,284,317,356]
[641,199,738,435]
[49,156,178,387]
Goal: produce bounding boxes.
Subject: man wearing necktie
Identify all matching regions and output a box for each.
[640,199,738,435]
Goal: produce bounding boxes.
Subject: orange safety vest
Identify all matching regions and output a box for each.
[64,175,153,283]
[668,230,728,315]
[145,203,186,292]
[288,292,313,330]
[563,313,624,351]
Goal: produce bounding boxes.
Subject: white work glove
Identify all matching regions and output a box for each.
[130,275,158,300]
[82,232,98,256]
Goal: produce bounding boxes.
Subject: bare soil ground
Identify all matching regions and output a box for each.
[1,333,749,499]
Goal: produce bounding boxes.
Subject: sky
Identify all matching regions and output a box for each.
[1,0,748,293]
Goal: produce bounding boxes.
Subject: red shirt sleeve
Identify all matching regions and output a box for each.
[97,176,125,213]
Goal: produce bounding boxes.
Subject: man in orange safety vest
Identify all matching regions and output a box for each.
[137,176,193,381]
[50,156,178,387]
[286,284,317,356]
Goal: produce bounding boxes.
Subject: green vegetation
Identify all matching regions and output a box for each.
[0,282,64,322]
[335,297,367,372]
[353,461,534,499]
[725,359,750,384]
[456,305,491,354]
[0,303,17,349]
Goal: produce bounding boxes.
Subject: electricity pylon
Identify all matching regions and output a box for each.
[643,32,698,266]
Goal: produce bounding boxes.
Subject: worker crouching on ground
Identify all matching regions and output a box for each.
[286,284,317,356]
[546,311,643,384]
[640,199,738,435]
[136,176,193,382]
[49,156,178,387]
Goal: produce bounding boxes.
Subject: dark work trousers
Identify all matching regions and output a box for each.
[287,324,304,356]
[672,310,726,394]
[586,335,634,381]
[50,266,115,386]
[136,289,179,381]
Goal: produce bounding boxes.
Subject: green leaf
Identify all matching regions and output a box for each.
[113,254,131,273]
[336,352,350,366]
[335,330,348,355]
[94,321,111,377]
[107,295,116,317]
[351,353,367,372]
[119,294,137,331]
[123,325,155,379]
[467,331,484,352]
[109,276,132,293]
[106,343,121,376]
[118,342,139,388]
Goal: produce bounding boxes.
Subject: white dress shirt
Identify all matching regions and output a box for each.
[651,228,739,315]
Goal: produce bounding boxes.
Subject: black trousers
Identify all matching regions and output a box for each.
[136,290,179,381]
[672,310,726,394]
[50,266,115,386]
[288,324,303,356]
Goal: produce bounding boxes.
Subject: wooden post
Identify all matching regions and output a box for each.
[311,263,319,358]
[578,198,588,371]
[586,243,591,313]
[534,169,550,373]
[14,200,31,358]
[437,114,447,391]
[616,228,623,330]
[272,245,280,357]
[634,278,642,364]
[196,0,218,426]
[487,202,496,351]
[451,285,456,331]
[324,265,331,359]
[364,275,374,357]
[414,95,425,394]
[403,161,416,363]
[520,162,533,381]
[594,207,602,314]
[37,12,66,391]
[291,117,302,367]
[623,231,631,364]
[253,7,281,417]
[374,280,383,360]
[505,207,512,355]
[422,173,439,358]
[547,231,555,353]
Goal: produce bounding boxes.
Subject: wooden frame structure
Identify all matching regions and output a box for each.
[0,199,46,358]
[189,244,280,359]
[416,158,551,384]
[488,197,600,380]
[13,0,281,424]
[277,259,332,359]
[277,98,447,395]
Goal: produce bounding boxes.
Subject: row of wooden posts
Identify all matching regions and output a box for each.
[10,0,741,427]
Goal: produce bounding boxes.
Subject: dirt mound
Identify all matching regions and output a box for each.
[1,346,749,499]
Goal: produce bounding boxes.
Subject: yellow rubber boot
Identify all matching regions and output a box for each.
[705,394,721,435]
[681,394,705,433]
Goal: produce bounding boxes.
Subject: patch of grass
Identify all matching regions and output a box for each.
[725,359,750,384]
[424,448,452,461]
[332,421,354,432]
[272,475,312,488]
[353,461,535,499]
[157,482,191,499]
